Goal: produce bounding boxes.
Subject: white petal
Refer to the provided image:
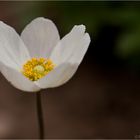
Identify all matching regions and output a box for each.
[21,17,60,58]
[36,63,78,89]
[68,33,90,64]
[0,21,30,70]
[50,25,90,65]
[0,62,40,92]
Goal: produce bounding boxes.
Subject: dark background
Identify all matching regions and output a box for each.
[0,1,140,139]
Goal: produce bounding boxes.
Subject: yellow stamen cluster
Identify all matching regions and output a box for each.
[22,58,55,81]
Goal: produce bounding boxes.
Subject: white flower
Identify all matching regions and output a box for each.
[0,17,90,92]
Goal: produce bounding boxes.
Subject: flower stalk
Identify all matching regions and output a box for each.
[36,91,44,139]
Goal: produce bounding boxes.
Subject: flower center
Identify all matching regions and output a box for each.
[33,65,45,74]
[22,58,55,81]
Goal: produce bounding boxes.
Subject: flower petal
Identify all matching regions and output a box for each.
[0,21,30,70]
[36,63,78,89]
[0,62,40,92]
[21,17,60,58]
[50,25,90,65]
[68,33,90,64]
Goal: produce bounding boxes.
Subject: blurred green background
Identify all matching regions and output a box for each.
[0,1,140,139]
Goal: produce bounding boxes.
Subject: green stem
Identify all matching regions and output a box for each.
[36,91,44,139]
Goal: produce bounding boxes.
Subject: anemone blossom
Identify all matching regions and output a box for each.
[0,17,90,92]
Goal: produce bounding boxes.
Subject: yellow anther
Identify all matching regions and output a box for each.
[22,58,55,81]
